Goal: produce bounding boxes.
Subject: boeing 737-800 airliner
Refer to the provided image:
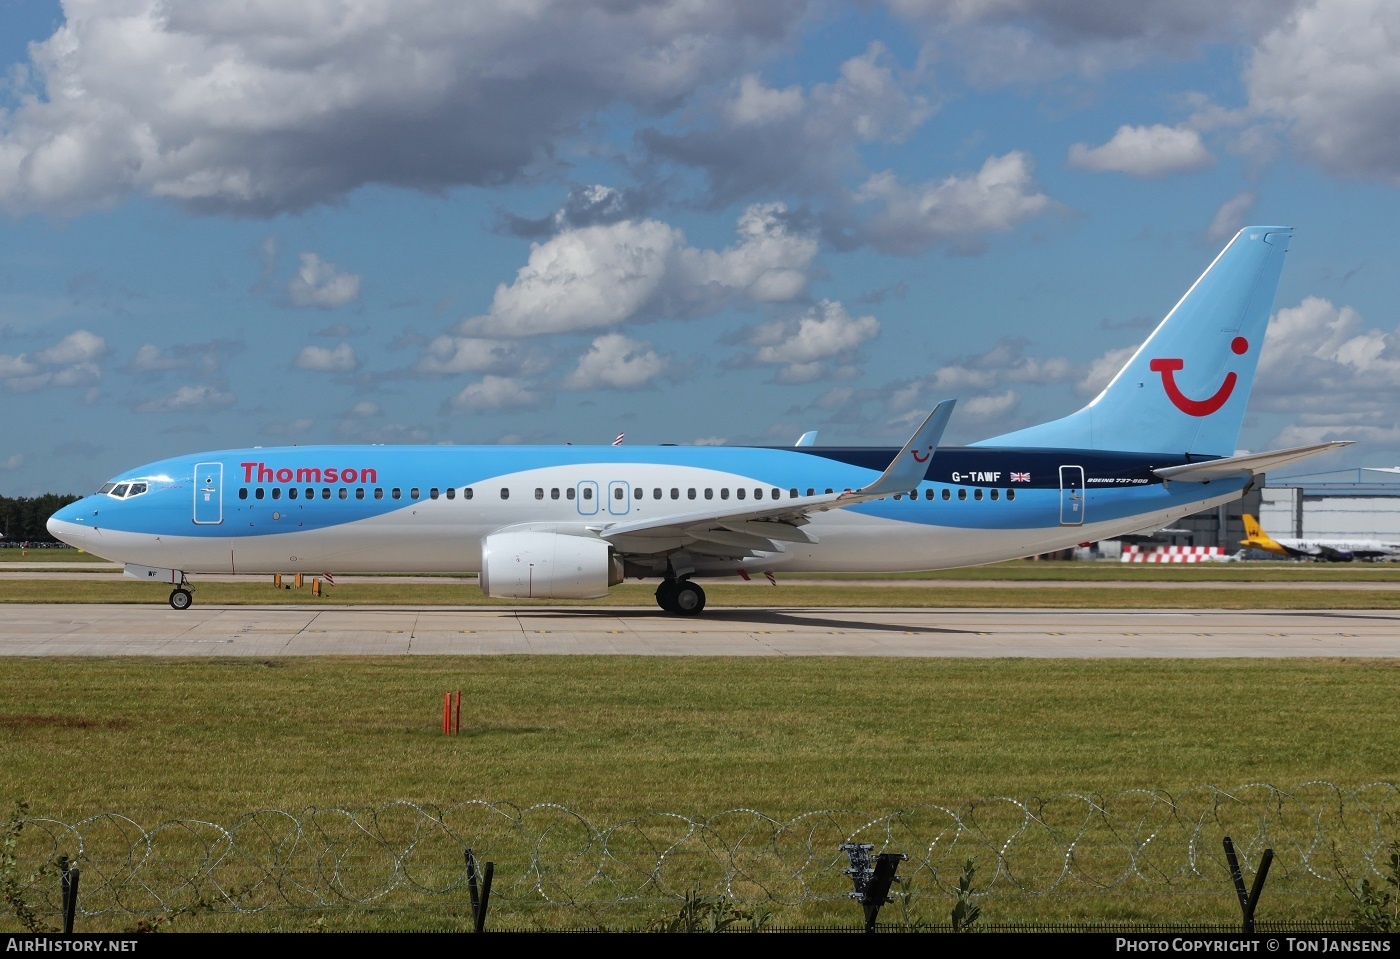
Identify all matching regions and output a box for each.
[48,227,1348,614]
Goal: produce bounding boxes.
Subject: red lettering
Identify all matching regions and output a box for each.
[324,468,338,483]
[362,467,377,484]
[241,462,258,482]
[342,468,358,483]
[275,468,293,483]
[257,463,274,483]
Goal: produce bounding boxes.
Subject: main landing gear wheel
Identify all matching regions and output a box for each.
[671,580,705,616]
[169,587,193,610]
[655,580,677,612]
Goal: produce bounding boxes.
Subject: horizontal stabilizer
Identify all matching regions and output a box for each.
[1153,441,1352,483]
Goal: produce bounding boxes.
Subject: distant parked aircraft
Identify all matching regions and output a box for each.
[1240,514,1400,562]
[49,227,1349,613]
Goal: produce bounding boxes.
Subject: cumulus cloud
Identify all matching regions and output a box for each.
[463,203,817,337]
[1247,0,1400,182]
[564,334,668,390]
[889,1,1298,85]
[294,342,359,373]
[287,254,362,308]
[135,385,237,413]
[1252,297,1400,426]
[0,0,810,216]
[1207,192,1257,242]
[498,184,654,239]
[447,375,545,412]
[125,339,243,376]
[744,301,880,383]
[1,453,24,471]
[853,152,1054,255]
[414,336,522,375]
[1075,345,1138,398]
[1068,124,1213,176]
[0,329,108,393]
[643,43,933,204]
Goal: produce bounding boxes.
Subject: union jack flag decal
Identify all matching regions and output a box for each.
[1011,472,1031,483]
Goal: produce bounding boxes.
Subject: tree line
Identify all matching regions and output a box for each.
[0,494,80,543]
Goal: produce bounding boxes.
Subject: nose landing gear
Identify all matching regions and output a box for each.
[169,587,193,610]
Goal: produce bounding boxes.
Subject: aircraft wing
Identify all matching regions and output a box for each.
[597,400,955,558]
[1152,441,1352,483]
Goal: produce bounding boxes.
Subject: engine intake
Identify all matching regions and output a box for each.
[479,531,622,599]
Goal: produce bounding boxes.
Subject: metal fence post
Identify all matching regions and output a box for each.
[59,855,80,934]
[1223,835,1274,934]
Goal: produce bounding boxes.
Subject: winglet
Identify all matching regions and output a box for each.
[794,430,819,447]
[845,399,955,499]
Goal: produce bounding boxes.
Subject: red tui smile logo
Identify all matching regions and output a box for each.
[1149,336,1249,417]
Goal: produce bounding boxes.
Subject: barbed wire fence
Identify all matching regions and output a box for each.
[9,782,1398,930]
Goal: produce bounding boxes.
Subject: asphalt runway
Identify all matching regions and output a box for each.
[2,603,1397,657]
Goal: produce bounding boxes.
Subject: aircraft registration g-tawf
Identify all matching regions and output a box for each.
[48,226,1350,614]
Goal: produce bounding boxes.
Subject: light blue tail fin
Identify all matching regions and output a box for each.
[976,226,1291,456]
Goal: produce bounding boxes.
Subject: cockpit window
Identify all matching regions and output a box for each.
[104,480,151,499]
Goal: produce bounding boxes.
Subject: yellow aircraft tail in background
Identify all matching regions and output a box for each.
[1241,514,1293,558]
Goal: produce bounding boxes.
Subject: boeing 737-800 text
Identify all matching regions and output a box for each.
[47,227,1348,614]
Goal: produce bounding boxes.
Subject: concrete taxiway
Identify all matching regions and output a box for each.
[1,603,1396,657]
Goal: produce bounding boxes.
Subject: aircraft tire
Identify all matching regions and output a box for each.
[169,587,193,611]
[671,581,705,616]
[655,580,678,612]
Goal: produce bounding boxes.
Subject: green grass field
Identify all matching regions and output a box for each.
[2,561,1397,931]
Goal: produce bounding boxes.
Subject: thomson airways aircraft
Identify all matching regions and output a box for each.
[1241,514,1400,562]
[48,226,1349,614]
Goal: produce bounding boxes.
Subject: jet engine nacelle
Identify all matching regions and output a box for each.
[478,531,622,599]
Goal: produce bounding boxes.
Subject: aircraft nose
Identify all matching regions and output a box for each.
[47,502,87,549]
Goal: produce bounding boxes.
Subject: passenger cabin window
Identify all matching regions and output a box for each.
[430,488,440,500]
[322,488,331,500]
[305,487,314,500]
[974,489,983,501]
[613,488,624,500]
[653,488,662,499]
[446,488,456,500]
[671,488,679,499]
[720,489,729,500]
[790,488,798,498]
[582,488,592,500]
[925,490,934,500]
[536,488,545,500]
[687,488,696,500]
[500,488,510,500]
[355,488,364,500]
[634,487,643,499]
[566,488,575,500]
[288,488,298,500]
[338,488,348,500]
[392,488,402,500]
[238,488,248,500]
[375,489,384,500]
[255,488,265,500]
[942,489,951,500]
[1007,489,1016,501]
[990,488,1000,501]
[551,489,560,500]
[957,488,967,500]
[465,488,474,499]
[272,488,281,500]
[411,488,420,500]
[736,489,746,500]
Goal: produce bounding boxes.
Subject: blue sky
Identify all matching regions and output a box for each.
[3,0,1399,495]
